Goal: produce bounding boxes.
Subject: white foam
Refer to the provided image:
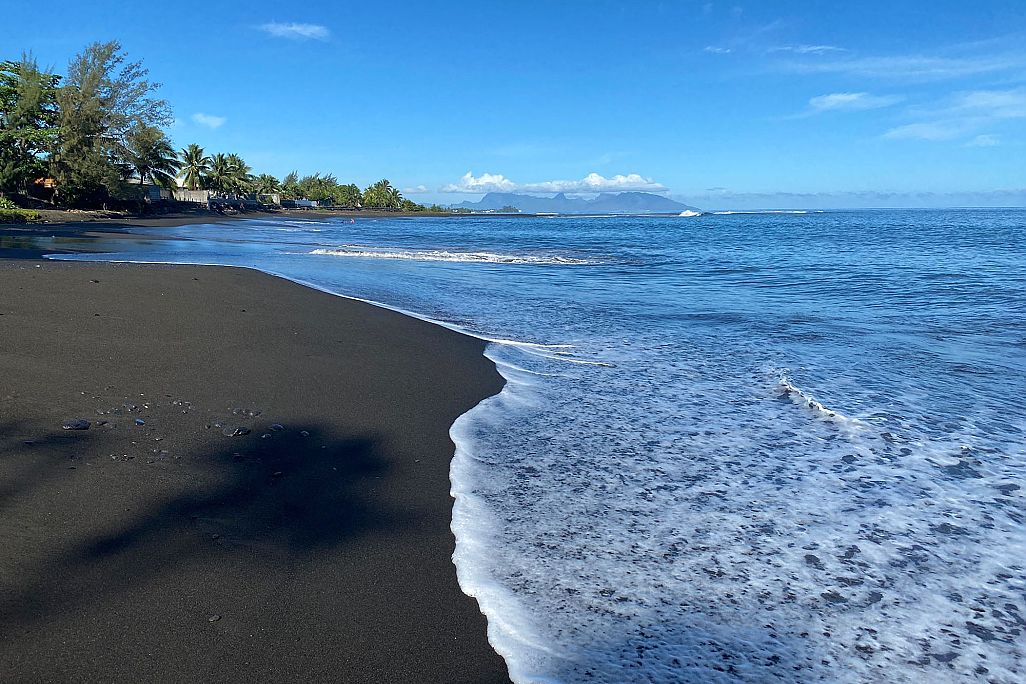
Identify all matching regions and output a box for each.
[777,371,862,427]
[712,210,810,215]
[310,246,594,265]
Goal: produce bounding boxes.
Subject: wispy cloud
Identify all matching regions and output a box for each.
[441,172,668,194]
[883,121,968,141]
[884,87,1026,141]
[704,46,733,55]
[769,44,846,55]
[258,22,330,40]
[191,112,226,129]
[808,92,902,113]
[778,53,1025,81]
[966,134,1001,147]
[403,184,429,194]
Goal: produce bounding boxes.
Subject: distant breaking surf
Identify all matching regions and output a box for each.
[310,246,595,265]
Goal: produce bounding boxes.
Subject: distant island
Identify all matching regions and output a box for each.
[452,191,700,215]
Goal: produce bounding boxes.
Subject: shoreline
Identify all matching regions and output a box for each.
[0,258,511,682]
[8,206,459,228]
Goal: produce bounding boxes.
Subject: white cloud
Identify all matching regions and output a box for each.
[441,172,518,193]
[440,172,669,194]
[808,92,902,113]
[769,45,846,55]
[522,173,668,193]
[966,134,1000,147]
[780,53,1024,81]
[951,88,1026,118]
[258,22,330,40]
[704,46,732,54]
[191,112,226,129]
[403,184,429,194]
[883,88,1026,142]
[883,121,969,141]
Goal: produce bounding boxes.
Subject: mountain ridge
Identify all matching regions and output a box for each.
[451,191,699,214]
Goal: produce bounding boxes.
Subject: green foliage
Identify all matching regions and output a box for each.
[204,152,252,194]
[178,143,209,191]
[0,195,17,209]
[51,41,172,207]
[124,124,180,188]
[333,183,362,208]
[0,56,60,193]
[362,179,403,209]
[297,172,338,202]
[0,207,40,223]
[253,173,280,194]
[280,171,300,199]
[2,40,434,212]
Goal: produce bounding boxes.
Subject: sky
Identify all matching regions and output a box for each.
[3,0,1026,208]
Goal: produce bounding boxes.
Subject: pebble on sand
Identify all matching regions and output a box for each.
[62,419,91,430]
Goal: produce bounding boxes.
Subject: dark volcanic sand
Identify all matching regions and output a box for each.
[0,260,510,682]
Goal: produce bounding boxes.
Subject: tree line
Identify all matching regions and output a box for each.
[0,41,429,211]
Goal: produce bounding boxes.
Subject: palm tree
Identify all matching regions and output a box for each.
[253,174,280,194]
[363,179,395,208]
[225,153,252,194]
[124,125,181,188]
[178,143,210,191]
[205,153,232,194]
[388,187,403,209]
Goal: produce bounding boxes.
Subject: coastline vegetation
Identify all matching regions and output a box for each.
[0,42,430,214]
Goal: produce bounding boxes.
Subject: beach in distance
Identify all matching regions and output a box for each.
[0,255,510,682]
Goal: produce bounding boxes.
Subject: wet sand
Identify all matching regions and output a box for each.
[0,260,510,682]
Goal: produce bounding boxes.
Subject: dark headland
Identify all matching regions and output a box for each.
[0,257,511,682]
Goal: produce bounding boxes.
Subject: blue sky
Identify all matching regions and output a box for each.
[4,0,1026,208]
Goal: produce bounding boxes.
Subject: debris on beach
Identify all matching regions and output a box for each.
[62,419,90,430]
[231,407,262,417]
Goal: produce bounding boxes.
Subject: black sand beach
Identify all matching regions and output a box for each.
[0,259,510,682]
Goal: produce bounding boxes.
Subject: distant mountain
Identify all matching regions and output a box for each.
[451,191,699,215]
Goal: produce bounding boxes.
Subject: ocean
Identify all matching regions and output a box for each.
[54,209,1026,683]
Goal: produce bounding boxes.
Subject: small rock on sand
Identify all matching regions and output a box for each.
[62,419,91,430]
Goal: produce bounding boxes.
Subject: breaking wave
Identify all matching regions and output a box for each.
[310,246,595,265]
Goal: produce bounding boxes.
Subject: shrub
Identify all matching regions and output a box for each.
[0,208,40,224]
[0,196,18,210]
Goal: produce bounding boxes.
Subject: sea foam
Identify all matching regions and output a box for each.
[310,246,594,265]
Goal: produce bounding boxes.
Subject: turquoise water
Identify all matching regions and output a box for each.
[54,209,1026,683]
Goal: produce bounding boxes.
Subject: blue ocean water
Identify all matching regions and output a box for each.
[54,209,1026,683]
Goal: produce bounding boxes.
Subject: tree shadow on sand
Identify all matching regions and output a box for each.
[0,423,404,629]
